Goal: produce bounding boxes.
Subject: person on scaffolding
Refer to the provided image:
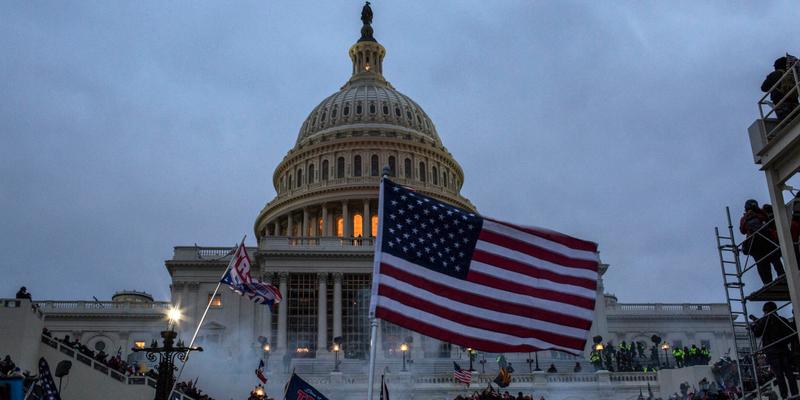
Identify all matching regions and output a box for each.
[740,199,785,285]
[750,302,799,399]
[762,55,799,121]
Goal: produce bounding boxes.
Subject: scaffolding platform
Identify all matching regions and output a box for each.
[745,275,790,302]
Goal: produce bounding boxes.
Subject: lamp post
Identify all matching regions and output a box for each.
[467,348,477,371]
[263,343,270,371]
[400,343,409,372]
[333,343,341,372]
[526,353,534,373]
[661,342,671,369]
[479,353,486,374]
[132,307,202,400]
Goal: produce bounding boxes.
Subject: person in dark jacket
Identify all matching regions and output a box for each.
[15,286,32,300]
[740,199,784,284]
[762,56,799,121]
[751,302,798,399]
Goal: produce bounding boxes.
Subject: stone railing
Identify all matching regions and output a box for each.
[260,236,375,252]
[35,300,171,314]
[606,303,728,315]
[0,298,44,319]
[40,335,193,400]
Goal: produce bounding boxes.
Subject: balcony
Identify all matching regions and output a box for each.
[606,302,728,316]
[35,300,172,317]
[260,236,375,254]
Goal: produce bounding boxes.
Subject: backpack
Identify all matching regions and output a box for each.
[745,214,765,234]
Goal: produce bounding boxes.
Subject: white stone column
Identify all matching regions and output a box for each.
[273,220,280,236]
[317,273,328,352]
[322,205,329,236]
[287,213,294,237]
[260,274,273,339]
[277,272,288,351]
[333,273,343,338]
[342,201,350,237]
[363,199,371,237]
[302,208,309,237]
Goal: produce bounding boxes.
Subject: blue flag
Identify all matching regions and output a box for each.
[38,357,62,400]
[284,373,330,400]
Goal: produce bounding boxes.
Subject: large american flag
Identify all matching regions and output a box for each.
[369,179,599,355]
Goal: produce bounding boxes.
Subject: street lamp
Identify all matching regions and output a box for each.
[594,343,605,370]
[466,348,477,371]
[479,353,486,374]
[132,307,202,400]
[661,342,671,368]
[400,343,409,372]
[332,343,341,372]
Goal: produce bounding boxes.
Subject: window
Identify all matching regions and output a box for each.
[336,216,344,237]
[287,273,318,357]
[94,341,106,351]
[432,166,438,185]
[209,293,222,308]
[353,155,362,177]
[308,164,315,184]
[382,104,389,115]
[353,214,363,237]
[369,103,376,114]
[288,175,293,189]
[388,156,396,177]
[406,110,412,120]
[381,321,410,358]
[296,169,303,187]
[404,158,412,178]
[443,170,448,187]
[342,274,371,359]
[318,217,324,236]
[134,341,146,349]
[356,102,363,115]
[419,162,426,182]
[280,177,284,191]
[344,104,350,116]
[394,107,401,117]
[371,215,378,237]
[370,155,379,176]
[321,111,326,123]
[322,160,329,181]
[336,157,345,178]
[331,107,338,119]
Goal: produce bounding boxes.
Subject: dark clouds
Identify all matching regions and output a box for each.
[1,1,798,303]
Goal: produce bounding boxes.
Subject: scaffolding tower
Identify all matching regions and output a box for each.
[717,56,800,399]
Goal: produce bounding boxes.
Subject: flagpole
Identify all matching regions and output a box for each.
[367,168,389,400]
[169,236,245,398]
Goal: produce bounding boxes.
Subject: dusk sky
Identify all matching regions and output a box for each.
[2,1,799,304]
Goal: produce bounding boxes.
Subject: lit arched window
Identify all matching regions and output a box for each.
[308,164,315,184]
[370,155,379,176]
[318,217,324,236]
[419,162,426,182]
[322,160,329,181]
[336,216,344,237]
[297,168,303,187]
[371,215,378,237]
[337,157,345,178]
[388,156,396,177]
[432,166,438,185]
[353,214,363,237]
[353,155,362,177]
[404,158,412,178]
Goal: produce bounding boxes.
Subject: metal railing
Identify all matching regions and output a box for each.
[606,303,723,314]
[35,300,171,311]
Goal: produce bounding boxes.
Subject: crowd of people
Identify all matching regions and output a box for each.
[453,386,544,400]
[48,330,137,376]
[590,340,712,372]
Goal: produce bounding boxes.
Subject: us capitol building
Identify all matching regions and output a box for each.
[0,5,736,400]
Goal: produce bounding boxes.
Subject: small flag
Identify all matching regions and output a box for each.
[38,357,62,400]
[380,374,390,400]
[453,362,472,386]
[369,179,599,355]
[283,373,330,400]
[256,359,267,384]
[493,367,512,388]
[221,240,282,306]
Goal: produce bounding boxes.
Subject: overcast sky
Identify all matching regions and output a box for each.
[2,1,799,304]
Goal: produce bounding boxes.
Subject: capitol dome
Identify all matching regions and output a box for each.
[254,5,473,240]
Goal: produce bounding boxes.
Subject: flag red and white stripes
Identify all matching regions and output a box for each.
[370,179,599,355]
